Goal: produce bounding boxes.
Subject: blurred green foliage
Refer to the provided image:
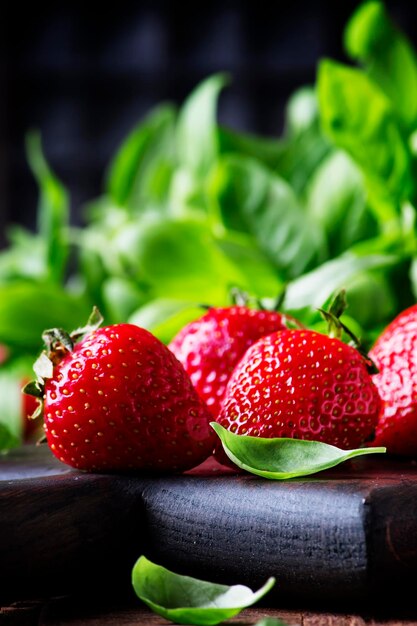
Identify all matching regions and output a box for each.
[1,1,417,448]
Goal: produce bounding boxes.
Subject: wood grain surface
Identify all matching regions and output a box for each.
[2,599,417,626]
[1,446,417,613]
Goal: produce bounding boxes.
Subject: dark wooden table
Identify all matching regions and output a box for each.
[2,599,417,626]
[2,446,417,624]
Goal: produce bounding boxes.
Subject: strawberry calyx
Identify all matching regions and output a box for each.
[318,290,378,375]
[22,307,104,420]
[231,286,288,313]
[230,287,301,330]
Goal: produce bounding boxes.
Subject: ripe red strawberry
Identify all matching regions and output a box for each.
[370,304,417,455]
[25,313,214,472]
[22,380,43,442]
[169,306,296,419]
[216,329,380,450]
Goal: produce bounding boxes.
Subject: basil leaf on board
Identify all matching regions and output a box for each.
[106,104,177,209]
[211,155,326,278]
[345,1,417,132]
[132,555,275,626]
[26,132,69,284]
[318,59,413,215]
[176,74,228,179]
[211,423,386,480]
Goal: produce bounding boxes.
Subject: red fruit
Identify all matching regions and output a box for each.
[370,304,417,455]
[216,329,380,449]
[28,322,214,472]
[22,380,43,442]
[0,344,8,365]
[169,306,295,418]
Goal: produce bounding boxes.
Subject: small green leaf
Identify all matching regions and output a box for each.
[211,155,326,278]
[0,282,91,351]
[0,371,23,450]
[132,555,275,626]
[345,1,417,131]
[218,126,284,169]
[177,74,228,178]
[318,59,413,213]
[121,216,244,302]
[211,423,386,480]
[283,252,396,313]
[306,150,377,256]
[26,132,70,283]
[106,105,177,208]
[285,86,320,137]
[70,306,104,342]
[129,299,203,344]
[101,277,148,324]
[276,87,331,195]
[33,352,54,380]
[22,380,43,398]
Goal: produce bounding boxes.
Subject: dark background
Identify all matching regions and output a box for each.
[2,1,417,247]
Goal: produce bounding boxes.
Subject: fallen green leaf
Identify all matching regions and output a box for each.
[211,423,385,480]
[132,555,275,626]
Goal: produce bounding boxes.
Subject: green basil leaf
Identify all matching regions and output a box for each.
[177,74,228,178]
[0,227,45,282]
[211,155,326,278]
[0,372,23,451]
[129,299,204,344]
[318,59,413,210]
[345,2,417,132]
[340,271,397,330]
[306,150,378,255]
[0,282,91,351]
[274,128,330,198]
[211,423,386,480]
[132,555,275,626]
[283,252,396,313]
[215,232,283,298]
[26,132,69,284]
[276,87,331,196]
[118,216,244,302]
[101,277,148,324]
[285,86,319,137]
[218,126,284,169]
[106,105,177,209]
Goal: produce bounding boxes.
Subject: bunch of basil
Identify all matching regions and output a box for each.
[0,1,415,449]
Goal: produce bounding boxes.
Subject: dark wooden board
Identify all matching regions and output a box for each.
[1,445,417,610]
[4,599,417,626]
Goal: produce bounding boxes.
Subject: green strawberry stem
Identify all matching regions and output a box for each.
[318,290,378,374]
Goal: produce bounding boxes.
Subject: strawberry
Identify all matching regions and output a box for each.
[370,304,417,455]
[22,381,43,442]
[216,329,380,449]
[169,306,296,419]
[25,310,214,472]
